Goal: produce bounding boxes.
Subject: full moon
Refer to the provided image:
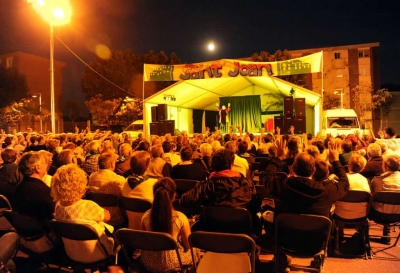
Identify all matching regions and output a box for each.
[208,43,215,51]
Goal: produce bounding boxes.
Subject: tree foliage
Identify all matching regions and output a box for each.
[0,66,29,109]
[352,83,373,120]
[372,88,396,116]
[82,50,181,101]
[251,49,306,87]
[323,94,340,110]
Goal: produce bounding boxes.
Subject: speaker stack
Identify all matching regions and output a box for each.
[273,96,306,134]
[149,104,175,136]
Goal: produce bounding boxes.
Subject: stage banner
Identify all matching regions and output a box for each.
[144,51,322,81]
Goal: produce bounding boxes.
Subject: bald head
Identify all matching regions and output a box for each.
[119,143,132,156]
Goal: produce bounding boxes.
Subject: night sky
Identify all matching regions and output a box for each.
[1,0,399,117]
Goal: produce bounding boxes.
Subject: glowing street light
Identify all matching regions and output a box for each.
[27,0,72,133]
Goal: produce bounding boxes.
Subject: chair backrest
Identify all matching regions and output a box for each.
[334,190,371,220]
[115,228,184,271]
[118,197,152,229]
[275,213,332,257]
[174,179,199,198]
[3,210,44,240]
[373,191,400,205]
[0,195,12,212]
[189,231,256,273]
[370,191,400,220]
[338,190,371,203]
[84,192,119,207]
[200,206,252,236]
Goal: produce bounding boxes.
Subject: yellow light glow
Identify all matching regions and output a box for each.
[208,43,215,51]
[95,44,112,60]
[52,8,65,20]
[28,0,72,26]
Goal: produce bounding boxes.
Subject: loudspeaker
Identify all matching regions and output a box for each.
[284,96,294,116]
[274,116,284,134]
[294,117,306,134]
[151,106,158,122]
[283,115,295,134]
[150,122,158,135]
[295,98,306,117]
[165,120,175,134]
[158,121,167,136]
[158,104,167,122]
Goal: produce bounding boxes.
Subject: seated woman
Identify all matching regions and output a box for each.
[171,146,208,181]
[199,143,212,171]
[140,177,199,272]
[51,164,114,264]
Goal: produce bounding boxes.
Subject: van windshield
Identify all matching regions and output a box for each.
[125,124,143,131]
[328,117,359,128]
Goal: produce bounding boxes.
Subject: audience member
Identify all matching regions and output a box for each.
[0,149,22,204]
[360,143,383,180]
[147,144,172,178]
[115,143,133,178]
[81,140,101,175]
[171,146,207,181]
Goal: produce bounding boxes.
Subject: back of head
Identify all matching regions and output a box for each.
[18,151,40,176]
[58,149,75,166]
[151,177,176,234]
[383,154,400,172]
[189,140,198,152]
[348,153,367,173]
[314,160,330,181]
[64,142,76,150]
[211,140,222,152]
[98,153,115,170]
[1,148,17,163]
[293,152,315,177]
[136,140,150,151]
[341,139,353,153]
[385,127,396,138]
[180,146,193,161]
[367,143,382,158]
[211,148,235,171]
[200,143,212,157]
[305,145,320,158]
[130,151,151,175]
[51,164,88,204]
[152,137,162,146]
[312,140,325,154]
[162,141,171,153]
[119,143,132,156]
[89,140,101,153]
[150,144,163,158]
[223,134,231,143]
[238,141,248,154]
[224,140,237,154]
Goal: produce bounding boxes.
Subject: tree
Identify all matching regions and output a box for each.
[84,95,121,125]
[352,83,373,122]
[0,66,29,109]
[251,49,307,87]
[323,94,340,110]
[372,88,396,128]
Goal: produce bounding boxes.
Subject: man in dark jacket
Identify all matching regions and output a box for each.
[360,143,383,180]
[264,139,349,272]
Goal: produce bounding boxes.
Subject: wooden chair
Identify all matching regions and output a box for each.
[274,213,332,272]
[115,228,185,273]
[118,197,152,230]
[189,231,256,273]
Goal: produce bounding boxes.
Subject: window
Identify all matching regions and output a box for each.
[359,66,370,76]
[334,53,341,59]
[358,50,370,58]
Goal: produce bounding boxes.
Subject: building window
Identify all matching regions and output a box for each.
[6,57,13,68]
[359,66,370,76]
[334,53,341,59]
[358,50,370,58]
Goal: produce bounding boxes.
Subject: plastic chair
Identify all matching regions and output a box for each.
[49,219,114,271]
[274,213,332,273]
[114,228,185,272]
[200,206,252,236]
[174,179,199,198]
[84,192,120,207]
[189,231,256,273]
[368,191,400,255]
[332,190,371,259]
[118,197,152,230]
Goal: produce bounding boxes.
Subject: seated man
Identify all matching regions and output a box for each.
[88,153,126,227]
[0,149,23,205]
[115,143,133,178]
[81,140,101,175]
[171,146,208,181]
[147,144,172,178]
[369,155,400,244]
[360,143,383,180]
[225,141,250,179]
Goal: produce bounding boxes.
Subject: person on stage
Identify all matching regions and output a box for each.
[216,102,231,133]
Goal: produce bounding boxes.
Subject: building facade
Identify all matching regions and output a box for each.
[0,51,66,133]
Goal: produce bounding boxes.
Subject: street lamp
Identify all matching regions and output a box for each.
[27,0,72,133]
[333,89,344,109]
[32,93,42,132]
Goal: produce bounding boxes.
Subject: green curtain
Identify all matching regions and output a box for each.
[220,95,262,133]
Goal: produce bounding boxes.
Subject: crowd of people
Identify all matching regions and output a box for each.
[0,123,399,272]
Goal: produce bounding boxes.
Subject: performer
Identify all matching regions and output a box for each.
[216,102,231,133]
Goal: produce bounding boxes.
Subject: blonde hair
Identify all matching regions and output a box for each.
[51,164,88,203]
[200,143,212,157]
[211,140,222,152]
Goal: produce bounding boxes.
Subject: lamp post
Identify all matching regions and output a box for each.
[27,0,71,133]
[32,93,42,132]
[334,89,344,109]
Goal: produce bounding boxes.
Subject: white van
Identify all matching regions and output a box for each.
[321,109,361,138]
[121,120,143,140]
